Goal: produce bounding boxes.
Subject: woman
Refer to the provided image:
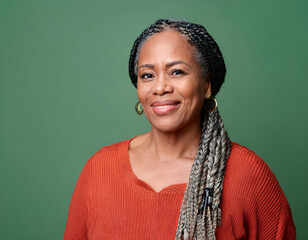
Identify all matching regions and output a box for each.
[64,19,296,240]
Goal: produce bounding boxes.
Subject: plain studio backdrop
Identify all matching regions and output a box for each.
[0,0,307,239]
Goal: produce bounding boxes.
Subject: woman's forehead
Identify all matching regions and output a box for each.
[142,30,192,49]
[138,30,196,65]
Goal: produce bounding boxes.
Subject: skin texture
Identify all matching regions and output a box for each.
[129,30,211,192]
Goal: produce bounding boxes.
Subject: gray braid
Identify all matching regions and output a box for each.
[128,19,232,239]
[175,109,231,240]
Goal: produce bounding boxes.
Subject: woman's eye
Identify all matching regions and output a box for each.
[140,73,154,79]
[171,69,185,76]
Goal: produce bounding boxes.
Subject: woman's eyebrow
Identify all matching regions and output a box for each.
[138,61,191,70]
[166,61,191,68]
[139,64,154,69]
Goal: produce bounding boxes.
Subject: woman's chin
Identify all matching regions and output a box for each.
[146,113,201,134]
[150,120,189,133]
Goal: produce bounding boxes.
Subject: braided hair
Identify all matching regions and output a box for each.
[128,19,232,240]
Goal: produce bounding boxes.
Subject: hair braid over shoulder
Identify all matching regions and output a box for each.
[128,19,232,240]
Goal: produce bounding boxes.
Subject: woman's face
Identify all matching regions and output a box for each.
[137,30,210,133]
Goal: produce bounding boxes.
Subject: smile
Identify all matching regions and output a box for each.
[151,101,181,115]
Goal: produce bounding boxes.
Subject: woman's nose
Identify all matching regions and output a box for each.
[153,75,173,95]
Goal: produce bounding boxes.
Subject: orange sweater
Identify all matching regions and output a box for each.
[64,138,296,240]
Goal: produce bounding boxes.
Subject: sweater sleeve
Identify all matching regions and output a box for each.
[246,150,296,240]
[255,162,296,239]
[64,160,90,240]
[275,194,296,240]
[219,144,296,240]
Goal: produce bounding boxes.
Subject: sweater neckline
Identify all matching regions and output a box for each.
[119,137,187,195]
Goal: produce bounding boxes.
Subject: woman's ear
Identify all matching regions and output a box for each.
[204,81,212,98]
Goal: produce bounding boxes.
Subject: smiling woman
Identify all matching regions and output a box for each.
[137,30,208,133]
[64,19,296,240]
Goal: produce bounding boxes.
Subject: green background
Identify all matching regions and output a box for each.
[1,0,307,239]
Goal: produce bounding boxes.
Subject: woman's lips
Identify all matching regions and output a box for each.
[151,100,181,115]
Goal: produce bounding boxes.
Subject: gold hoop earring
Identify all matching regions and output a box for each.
[204,98,217,112]
[135,101,144,115]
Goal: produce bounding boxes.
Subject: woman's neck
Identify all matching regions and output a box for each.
[145,122,202,162]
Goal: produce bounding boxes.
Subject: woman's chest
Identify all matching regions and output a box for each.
[86,177,184,240]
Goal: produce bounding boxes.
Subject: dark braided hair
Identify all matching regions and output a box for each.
[128,19,232,240]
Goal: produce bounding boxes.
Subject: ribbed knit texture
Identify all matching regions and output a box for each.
[64,138,296,240]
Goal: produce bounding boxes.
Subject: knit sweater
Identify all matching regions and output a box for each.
[64,138,296,240]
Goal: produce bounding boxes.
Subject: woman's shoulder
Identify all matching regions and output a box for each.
[96,138,130,154]
[225,142,280,191]
[229,142,263,161]
[85,137,132,167]
[228,142,272,172]
[223,142,289,212]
